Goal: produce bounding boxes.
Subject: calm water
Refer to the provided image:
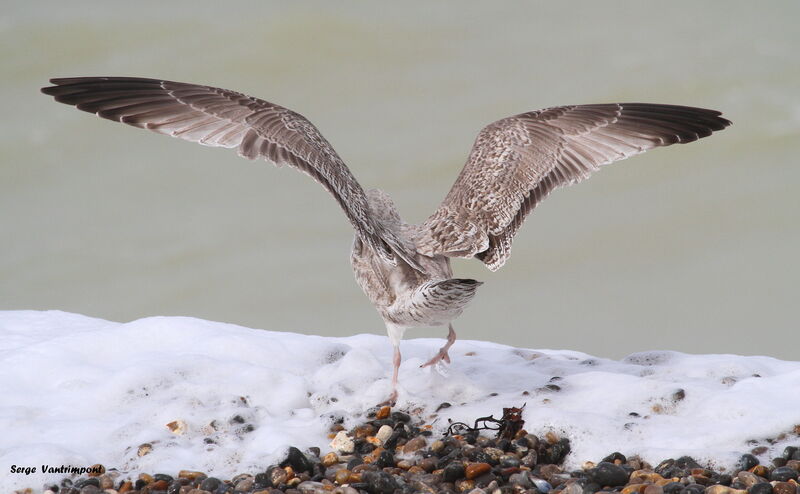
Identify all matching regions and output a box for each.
[2,1,798,359]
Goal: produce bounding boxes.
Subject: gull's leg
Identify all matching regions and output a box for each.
[381,323,405,405]
[421,323,457,368]
[380,344,401,406]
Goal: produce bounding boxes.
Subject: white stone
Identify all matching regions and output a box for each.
[375,424,393,445]
[330,430,354,454]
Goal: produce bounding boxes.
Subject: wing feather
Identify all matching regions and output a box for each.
[418,103,731,270]
[42,76,424,271]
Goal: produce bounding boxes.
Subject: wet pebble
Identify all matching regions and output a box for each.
[591,462,631,487]
[772,467,799,482]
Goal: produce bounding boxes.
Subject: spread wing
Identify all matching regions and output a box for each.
[41,76,423,271]
[417,103,731,270]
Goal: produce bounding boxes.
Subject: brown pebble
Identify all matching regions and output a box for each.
[137,443,153,457]
[138,473,154,483]
[545,431,559,444]
[322,452,339,467]
[787,460,800,471]
[98,474,114,489]
[179,470,206,480]
[539,464,563,481]
[118,481,132,494]
[397,460,414,470]
[366,436,382,446]
[353,425,375,439]
[166,419,188,435]
[794,424,800,435]
[376,406,391,419]
[349,472,362,483]
[465,462,492,480]
[87,463,105,477]
[455,479,475,492]
[150,480,169,490]
[752,446,769,455]
[630,469,660,484]
[693,474,711,485]
[419,457,438,472]
[252,490,271,494]
[403,436,427,453]
[774,482,798,494]
[644,485,665,494]
[430,440,445,452]
[750,465,770,477]
[737,471,760,487]
[408,465,426,474]
[335,469,351,484]
[622,485,644,494]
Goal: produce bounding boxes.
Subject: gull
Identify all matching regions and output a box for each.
[42,77,731,403]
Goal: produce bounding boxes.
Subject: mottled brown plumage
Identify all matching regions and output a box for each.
[41,77,731,402]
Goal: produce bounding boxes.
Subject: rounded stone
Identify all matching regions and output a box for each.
[590,462,630,487]
[403,436,427,453]
[645,485,665,494]
[679,484,705,494]
[739,455,760,471]
[509,472,532,488]
[736,471,759,487]
[444,462,466,483]
[199,477,222,491]
[362,471,399,494]
[331,431,355,454]
[749,483,773,494]
[284,446,314,473]
[375,425,393,445]
[663,482,684,494]
[267,466,288,487]
[771,467,799,482]
[465,462,492,480]
[772,483,797,494]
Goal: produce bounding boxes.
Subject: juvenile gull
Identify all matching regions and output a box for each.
[42,77,731,402]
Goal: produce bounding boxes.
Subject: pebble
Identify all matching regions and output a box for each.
[444,462,467,482]
[465,462,491,480]
[375,424,393,445]
[772,467,799,482]
[750,483,774,494]
[773,483,798,494]
[403,436,427,453]
[330,431,355,454]
[591,461,631,487]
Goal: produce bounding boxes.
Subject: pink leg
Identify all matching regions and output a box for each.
[381,344,401,405]
[421,324,457,368]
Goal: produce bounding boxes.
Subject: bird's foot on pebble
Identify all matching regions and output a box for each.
[379,389,398,407]
[420,349,451,368]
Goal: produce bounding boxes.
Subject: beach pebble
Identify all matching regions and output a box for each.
[330,431,355,454]
[773,483,798,494]
[465,462,491,480]
[591,462,631,486]
[772,467,799,482]
[375,424,393,445]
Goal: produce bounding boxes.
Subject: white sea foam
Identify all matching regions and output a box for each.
[1,310,798,491]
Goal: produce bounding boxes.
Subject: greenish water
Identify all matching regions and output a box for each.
[2,1,798,359]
